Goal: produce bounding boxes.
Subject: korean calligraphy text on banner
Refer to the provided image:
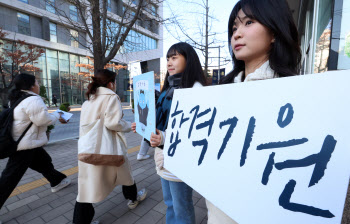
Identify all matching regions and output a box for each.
[163,70,350,224]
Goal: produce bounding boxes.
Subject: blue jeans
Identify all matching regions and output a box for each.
[160,178,195,224]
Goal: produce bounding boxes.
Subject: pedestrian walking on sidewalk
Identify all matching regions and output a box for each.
[73,69,147,224]
[132,42,207,224]
[0,73,71,210]
[204,0,302,223]
[52,95,58,107]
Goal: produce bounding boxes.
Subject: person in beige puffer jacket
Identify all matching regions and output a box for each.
[0,73,71,212]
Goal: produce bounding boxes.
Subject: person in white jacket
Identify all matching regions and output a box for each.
[0,73,71,211]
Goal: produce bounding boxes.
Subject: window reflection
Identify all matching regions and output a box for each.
[59,52,71,104]
[17,12,30,35]
[338,0,350,69]
[46,0,55,14]
[70,54,82,105]
[313,0,332,73]
[47,50,60,105]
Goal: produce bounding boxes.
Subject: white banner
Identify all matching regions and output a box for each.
[163,70,350,224]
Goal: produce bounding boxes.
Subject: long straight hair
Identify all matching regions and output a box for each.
[161,42,207,92]
[221,0,301,84]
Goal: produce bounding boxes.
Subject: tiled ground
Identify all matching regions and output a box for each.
[0,138,208,224]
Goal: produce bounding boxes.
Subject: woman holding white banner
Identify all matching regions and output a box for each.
[132,42,207,224]
[73,69,147,224]
[204,0,302,223]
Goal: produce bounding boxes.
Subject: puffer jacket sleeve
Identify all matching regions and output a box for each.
[104,95,132,132]
[25,96,59,126]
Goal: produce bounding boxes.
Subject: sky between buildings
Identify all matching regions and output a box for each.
[161,0,239,75]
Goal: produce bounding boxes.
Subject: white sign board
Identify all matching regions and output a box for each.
[129,61,142,78]
[163,70,350,224]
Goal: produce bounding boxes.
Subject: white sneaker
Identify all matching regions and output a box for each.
[127,188,147,209]
[51,177,71,193]
[137,154,151,161]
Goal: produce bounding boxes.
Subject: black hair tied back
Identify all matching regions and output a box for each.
[8,73,36,105]
[86,69,117,100]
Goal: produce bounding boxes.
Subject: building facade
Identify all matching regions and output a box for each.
[287,0,350,74]
[0,0,163,105]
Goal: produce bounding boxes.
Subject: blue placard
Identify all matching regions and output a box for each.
[133,71,156,141]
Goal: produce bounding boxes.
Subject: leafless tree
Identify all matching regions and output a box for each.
[43,0,164,74]
[165,0,221,76]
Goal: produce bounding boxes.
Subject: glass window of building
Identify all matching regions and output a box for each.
[80,56,90,101]
[17,12,30,35]
[299,0,315,74]
[107,0,111,11]
[142,34,146,50]
[70,54,82,105]
[49,23,57,43]
[70,5,78,22]
[59,52,71,104]
[70,29,79,48]
[46,49,60,105]
[338,0,350,70]
[148,36,151,50]
[313,0,333,73]
[0,41,13,96]
[150,4,157,16]
[46,0,56,14]
[18,0,28,3]
[32,51,48,105]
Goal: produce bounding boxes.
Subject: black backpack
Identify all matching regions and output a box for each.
[0,94,33,159]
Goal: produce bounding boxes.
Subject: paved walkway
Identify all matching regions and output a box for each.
[0,106,208,224]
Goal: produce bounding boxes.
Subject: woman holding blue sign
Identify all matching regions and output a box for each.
[132,42,207,224]
[204,0,302,223]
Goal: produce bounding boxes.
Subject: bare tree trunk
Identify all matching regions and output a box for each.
[93,57,105,75]
[90,0,105,75]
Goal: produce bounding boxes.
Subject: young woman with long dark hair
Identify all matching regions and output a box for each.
[206,0,302,223]
[0,73,71,212]
[132,42,207,224]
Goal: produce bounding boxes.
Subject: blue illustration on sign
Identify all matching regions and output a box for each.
[133,71,156,141]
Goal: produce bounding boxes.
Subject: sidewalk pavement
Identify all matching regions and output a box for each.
[0,130,208,224]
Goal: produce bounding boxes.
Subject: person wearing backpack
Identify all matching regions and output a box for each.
[0,73,71,210]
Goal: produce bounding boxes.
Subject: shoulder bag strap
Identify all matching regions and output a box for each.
[11,94,33,109]
[13,94,34,145]
[95,95,112,154]
[16,122,33,144]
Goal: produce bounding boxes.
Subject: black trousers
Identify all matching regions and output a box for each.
[0,147,66,209]
[73,183,137,224]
